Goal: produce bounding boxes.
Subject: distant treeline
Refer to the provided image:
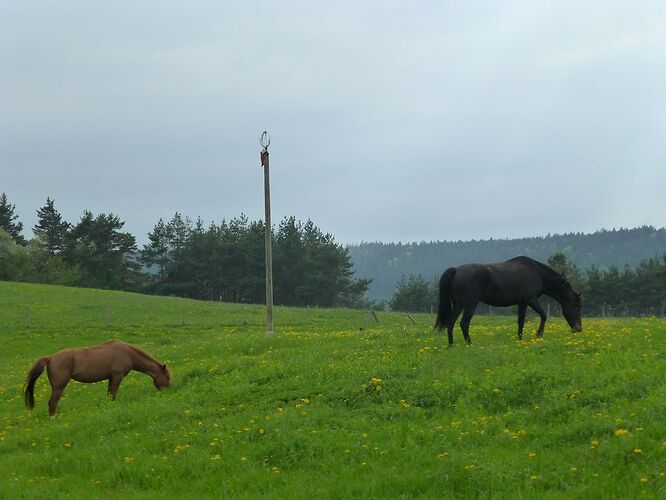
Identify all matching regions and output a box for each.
[348,226,666,301]
[389,252,666,317]
[0,194,370,308]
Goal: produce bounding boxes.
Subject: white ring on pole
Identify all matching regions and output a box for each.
[260,131,271,150]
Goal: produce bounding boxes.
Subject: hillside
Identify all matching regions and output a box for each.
[348,226,666,301]
[2,281,665,498]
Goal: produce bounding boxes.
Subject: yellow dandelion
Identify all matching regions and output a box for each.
[640,477,648,483]
[634,448,642,454]
[614,429,629,436]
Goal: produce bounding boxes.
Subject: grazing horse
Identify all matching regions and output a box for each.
[24,340,171,416]
[435,256,582,345]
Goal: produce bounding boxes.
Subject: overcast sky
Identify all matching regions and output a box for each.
[2,1,665,246]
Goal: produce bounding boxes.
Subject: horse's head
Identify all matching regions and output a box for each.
[154,364,171,390]
[561,288,583,333]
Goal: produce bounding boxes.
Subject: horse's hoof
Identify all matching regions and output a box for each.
[536,333,543,338]
[49,415,56,420]
[447,343,454,348]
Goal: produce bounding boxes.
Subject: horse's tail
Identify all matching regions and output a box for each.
[24,357,49,410]
[434,268,456,331]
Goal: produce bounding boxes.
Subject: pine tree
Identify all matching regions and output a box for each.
[142,218,171,281]
[63,211,138,289]
[389,274,435,312]
[0,193,26,245]
[33,197,70,254]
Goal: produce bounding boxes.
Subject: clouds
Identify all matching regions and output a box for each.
[2,1,665,245]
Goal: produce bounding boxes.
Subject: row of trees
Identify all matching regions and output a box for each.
[0,193,370,308]
[142,213,371,307]
[3,192,664,315]
[389,252,666,316]
[1,195,140,288]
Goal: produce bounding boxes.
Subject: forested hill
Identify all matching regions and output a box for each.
[348,226,666,301]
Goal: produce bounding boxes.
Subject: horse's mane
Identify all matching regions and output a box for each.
[512,256,569,290]
[122,342,162,365]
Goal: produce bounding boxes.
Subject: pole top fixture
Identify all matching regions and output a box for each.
[260,130,270,151]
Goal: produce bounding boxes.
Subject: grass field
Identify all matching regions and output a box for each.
[1,281,665,499]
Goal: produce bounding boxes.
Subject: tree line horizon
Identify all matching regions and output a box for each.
[1,193,665,315]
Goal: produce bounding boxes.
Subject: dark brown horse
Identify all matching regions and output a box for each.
[435,256,582,345]
[24,340,171,416]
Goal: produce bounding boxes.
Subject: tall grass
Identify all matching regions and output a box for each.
[1,281,665,498]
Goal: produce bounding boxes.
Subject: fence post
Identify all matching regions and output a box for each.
[25,308,31,329]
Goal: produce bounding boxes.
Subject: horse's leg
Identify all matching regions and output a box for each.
[48,382,68,417]
[107,374,123,400]
[517,302,527,340]
[527,299,547,337]
[447,304,463,346]
[46,364,69,417]
[460,305,477,345]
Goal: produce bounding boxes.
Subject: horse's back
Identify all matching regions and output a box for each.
[48,341,133,383]
[452,258,544,306]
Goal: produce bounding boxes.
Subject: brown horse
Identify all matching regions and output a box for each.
[24,340,171,416]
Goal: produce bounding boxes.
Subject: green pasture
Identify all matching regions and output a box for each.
[1,281,665,498]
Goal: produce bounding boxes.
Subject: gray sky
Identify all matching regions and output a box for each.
[2,1,665,246]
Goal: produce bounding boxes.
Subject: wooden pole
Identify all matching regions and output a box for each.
[261,132,274,335]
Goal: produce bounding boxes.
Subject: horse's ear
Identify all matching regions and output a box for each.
[162,364,167,371]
